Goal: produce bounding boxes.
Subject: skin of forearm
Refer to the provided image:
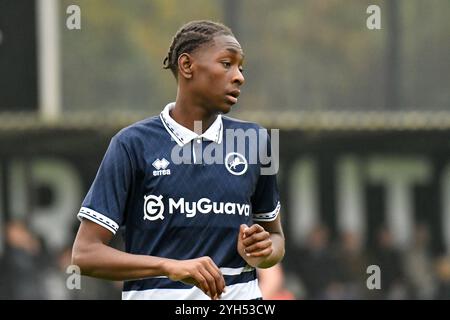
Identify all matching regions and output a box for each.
[72,241,173,281]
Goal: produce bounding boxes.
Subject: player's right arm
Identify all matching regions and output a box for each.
[72,219,225,299]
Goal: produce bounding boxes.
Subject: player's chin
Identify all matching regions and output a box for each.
[219,99,236,114]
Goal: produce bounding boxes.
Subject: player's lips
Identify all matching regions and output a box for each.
[225,90,240,104]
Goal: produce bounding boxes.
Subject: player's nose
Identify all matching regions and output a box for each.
[232,68,245,86]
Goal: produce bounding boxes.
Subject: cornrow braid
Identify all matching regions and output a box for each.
[163,20,234,78]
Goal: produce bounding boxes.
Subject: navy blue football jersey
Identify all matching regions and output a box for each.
[77,103,280,299]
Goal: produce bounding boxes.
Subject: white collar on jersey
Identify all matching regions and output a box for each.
[160,102,223,147]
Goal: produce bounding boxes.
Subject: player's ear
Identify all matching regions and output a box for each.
[178,53,193,79]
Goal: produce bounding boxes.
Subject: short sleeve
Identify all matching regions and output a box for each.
[251,129,281,222]
[77,136,134,234]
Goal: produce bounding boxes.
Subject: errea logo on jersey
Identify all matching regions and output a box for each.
[152,158,171,176]
[143,195,250,221]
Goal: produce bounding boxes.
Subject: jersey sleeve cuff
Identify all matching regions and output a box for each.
[252,201,280,222]
[77,207,119,235]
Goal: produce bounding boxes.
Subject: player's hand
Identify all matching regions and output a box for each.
[237,224,273,267]
[164,256,225,300]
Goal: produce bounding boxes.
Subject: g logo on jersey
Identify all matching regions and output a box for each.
[225,152,248,176]
[143,194,165,221]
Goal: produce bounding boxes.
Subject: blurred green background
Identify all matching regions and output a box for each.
[60,0,450,116]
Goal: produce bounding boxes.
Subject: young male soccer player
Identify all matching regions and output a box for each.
[72,20,285,300]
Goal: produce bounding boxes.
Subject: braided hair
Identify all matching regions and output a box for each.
[163,20,234,78]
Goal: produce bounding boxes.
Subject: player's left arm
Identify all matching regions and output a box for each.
[237,214,285,268]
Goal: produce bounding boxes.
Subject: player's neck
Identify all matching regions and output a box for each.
[172,94,217,134]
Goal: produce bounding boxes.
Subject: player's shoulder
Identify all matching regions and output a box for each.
[113,115,163,144]
[222,116,273,147]
[222,115,267,132]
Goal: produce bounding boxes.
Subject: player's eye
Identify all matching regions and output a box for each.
[239,67,244,74]
[222,61,231,68]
